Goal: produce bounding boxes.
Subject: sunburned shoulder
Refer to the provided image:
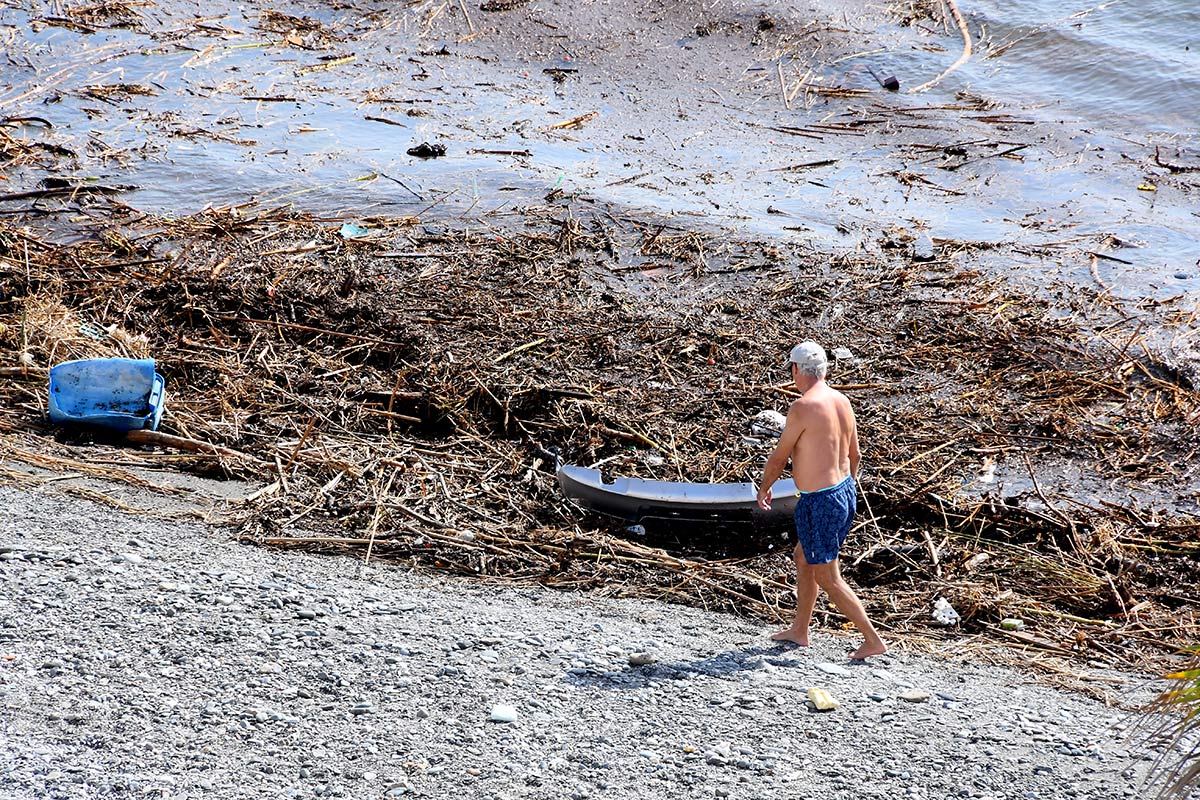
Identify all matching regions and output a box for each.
[788,396,826,425]
[787,397,813,415]
[789,388,841,410]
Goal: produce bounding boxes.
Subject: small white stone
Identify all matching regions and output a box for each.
[900,689,931,703]
[489,704,519,723]
[816,662,851,677]
[628,652,656,667]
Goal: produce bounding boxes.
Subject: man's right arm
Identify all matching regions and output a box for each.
[757,400,805,508]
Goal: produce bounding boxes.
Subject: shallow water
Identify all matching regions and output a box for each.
[966,0,1200,133]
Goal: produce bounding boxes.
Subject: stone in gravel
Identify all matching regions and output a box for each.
[489,704,519,723]
[900,689,932,703]
[628,652,656,666]
[351,702,374,716]
[258,661,283,674]
[215,595,235,606]
[297,608,317,620]
[116,552,144,565]
[816,662,851,676]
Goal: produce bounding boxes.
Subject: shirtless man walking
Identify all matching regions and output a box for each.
[756,341,887,660]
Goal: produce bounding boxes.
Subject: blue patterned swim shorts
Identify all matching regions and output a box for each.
[793,475,856,565]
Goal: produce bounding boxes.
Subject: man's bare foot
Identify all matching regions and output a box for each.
[848,641,888,660]
[770,627,809,646]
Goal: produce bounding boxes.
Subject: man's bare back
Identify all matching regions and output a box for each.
[785,383,859,493]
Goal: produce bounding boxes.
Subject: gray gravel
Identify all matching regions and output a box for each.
[0,483,1170,799]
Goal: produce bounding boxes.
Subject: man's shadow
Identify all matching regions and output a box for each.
[562,642,812,691]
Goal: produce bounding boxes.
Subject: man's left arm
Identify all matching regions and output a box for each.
[848,407,861,480]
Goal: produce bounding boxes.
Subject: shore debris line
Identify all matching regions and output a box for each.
[0,201,1197,673]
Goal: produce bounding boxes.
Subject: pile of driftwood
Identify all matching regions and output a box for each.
[1,199,1197,677]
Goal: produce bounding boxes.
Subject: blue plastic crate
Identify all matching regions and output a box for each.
[48,358,166,432]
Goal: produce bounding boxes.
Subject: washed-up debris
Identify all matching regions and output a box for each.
[932,597,960,627]
[545,112,599,131]
[0,202,1197,679]
[749,409,787,437]
[479,0,529,12]
[339,222,371,239]
[407,142,446,158]
[48,358,165,432]
[807,687,839,711]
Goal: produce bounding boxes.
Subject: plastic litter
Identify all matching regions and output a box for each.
[749,409,787,437]
[807,687,839,711]
[932,597,960,626]
[48,357,166,432]
[339,222,370,239]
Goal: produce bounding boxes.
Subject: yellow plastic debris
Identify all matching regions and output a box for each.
[1137,184,1158,192]
[807,687,839,711]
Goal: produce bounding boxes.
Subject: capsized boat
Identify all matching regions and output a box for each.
[556,465,799,530]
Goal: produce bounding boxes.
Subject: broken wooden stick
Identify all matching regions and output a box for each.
[125,429,264,465]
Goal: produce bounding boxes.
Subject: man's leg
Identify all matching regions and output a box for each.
[810,559,887,659]
[771,550,818,645]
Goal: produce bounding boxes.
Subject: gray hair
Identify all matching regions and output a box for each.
[794,361,827,380]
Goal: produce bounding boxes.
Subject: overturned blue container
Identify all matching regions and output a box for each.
[48,358,166,432]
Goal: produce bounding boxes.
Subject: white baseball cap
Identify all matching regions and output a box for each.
[786,341,827,370]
